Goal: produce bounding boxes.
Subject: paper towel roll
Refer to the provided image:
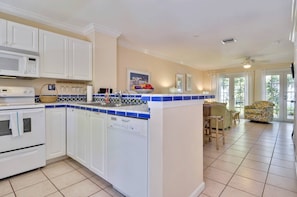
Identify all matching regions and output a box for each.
[87,85,93,102]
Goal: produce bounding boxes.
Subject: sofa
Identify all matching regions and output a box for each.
[244,101,274,122]
[204,102,232,130]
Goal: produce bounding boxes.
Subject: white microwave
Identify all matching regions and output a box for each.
[0,50,39,78]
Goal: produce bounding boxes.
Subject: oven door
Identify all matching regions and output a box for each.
[0,107,45,153]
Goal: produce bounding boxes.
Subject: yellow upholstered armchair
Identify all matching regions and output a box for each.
[244,101,274,122]
[209,103,232,129]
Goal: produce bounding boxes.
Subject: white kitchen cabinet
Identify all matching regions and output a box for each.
[67,108,107,176]
[39,30,68,79]
[69,38,92,80]
[45,107,66,160]
[66,108,76,159]
[39,30,92,80]
[0,19,38,52]
[75,109,90,167]
[66,108,90,168]
[89,112,106,178]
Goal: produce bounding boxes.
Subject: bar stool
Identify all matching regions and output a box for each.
[207,115,225,150]
[231,110,240,125]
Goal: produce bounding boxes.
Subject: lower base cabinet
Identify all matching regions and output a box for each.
[45,107,66,160]
[89,112,106,178]
[67,108,106,178]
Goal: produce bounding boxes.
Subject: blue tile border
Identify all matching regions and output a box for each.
[140,94,215,102]
[43,94,213,119]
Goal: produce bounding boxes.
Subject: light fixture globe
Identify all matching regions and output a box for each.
[243,64,251,69]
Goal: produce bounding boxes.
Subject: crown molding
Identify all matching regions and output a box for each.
[83,23,121,38]
[0,2,121,38]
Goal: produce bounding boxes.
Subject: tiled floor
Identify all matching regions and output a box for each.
[1,120,296,197]
[0,158,124,197]
[201,120,297,197]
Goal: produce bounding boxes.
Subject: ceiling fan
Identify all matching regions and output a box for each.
[242,57,254,69]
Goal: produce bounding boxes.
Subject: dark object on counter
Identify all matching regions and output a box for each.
[98,88,113,94]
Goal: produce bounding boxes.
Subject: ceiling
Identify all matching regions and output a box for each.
[0,0,294,70]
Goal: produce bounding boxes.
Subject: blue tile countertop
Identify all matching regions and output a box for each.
[44,103,151,119]
[42,94,215,120]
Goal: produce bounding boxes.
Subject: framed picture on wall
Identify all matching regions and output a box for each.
[186,74,192,91]
[175,74,184,93]
[127,69,150,91]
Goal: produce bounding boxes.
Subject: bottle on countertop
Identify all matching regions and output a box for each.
[105,88,110,103]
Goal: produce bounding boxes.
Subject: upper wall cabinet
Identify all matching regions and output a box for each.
[69,38,92,80]
[0,19,38,52]
[39,30,92,81]
[39,30,68,79]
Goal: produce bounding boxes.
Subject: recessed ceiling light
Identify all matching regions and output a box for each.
[221,38,237,45]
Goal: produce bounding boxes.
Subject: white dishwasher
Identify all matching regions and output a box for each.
[107,115,148,197]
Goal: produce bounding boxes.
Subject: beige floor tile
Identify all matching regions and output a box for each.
[77,167,96,178]
[267,174,297,193]
[64,158,84,169]
[15,180,57,197]
[210,159,239,173]
[220,186,257,197]
[203,150,223,159]
[272,152,295,162]
[2,193,15,197]
[269,165,297,179]
[42,161,74,178]
[104,186,125,197]
[203,156,215,167]
[10,169,47,191]
[0,180,13,196]
[204,167,233,184]
[89,176,111,189]
[271,158,295,169]
[236,166,267,183]
[218,154,244,165]
[263,184,297,197]
[224,149,248,158]
[198,194,209,197]
[241,159,269,172]
[46,192,64,197]
[60,179,101,197]
[50,170,87,189]
[202,178,225,197]
[90,190,112,197]
[246,153,271,164]
[228,175,264,196]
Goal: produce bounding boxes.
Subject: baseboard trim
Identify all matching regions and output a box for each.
[188,181,205,197]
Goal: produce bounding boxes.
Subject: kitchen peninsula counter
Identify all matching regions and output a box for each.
[143,94,213,197]
[42,93,214,197]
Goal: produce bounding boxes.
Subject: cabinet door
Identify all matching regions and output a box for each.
[89,112,106,177]
[7,21,38,52]
[0,19,6,47]
[69,38,92,80]
[66,108,76,159]
[75,110,90,167]
[39,30,68,79]
[46,108,66,160]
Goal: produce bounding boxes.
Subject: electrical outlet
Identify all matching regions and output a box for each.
[48,84,56,90]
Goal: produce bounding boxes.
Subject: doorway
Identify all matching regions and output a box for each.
[264,70,294,122]
[218,74,247,115]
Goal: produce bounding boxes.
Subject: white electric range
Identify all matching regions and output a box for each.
[0,86,45,179]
